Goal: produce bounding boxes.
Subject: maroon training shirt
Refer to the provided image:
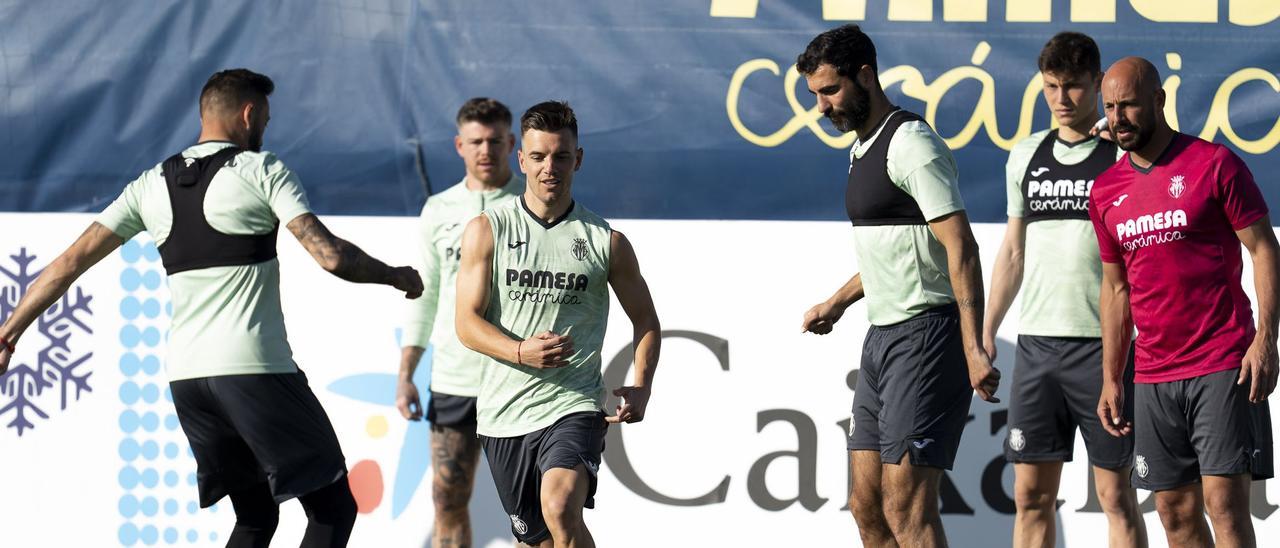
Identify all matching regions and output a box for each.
[1088,133,1268,383]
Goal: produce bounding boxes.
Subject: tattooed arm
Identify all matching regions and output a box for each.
[285,213,423,298]
[929,210,1001,402]
[0,223,123,375]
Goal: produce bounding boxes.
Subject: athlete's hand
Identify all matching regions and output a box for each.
[395,380,423,421]
[1097,380,1132,437]
[1239,336,1278,402]
[982,334,999,363]
[1090,118,1114,142]
[801,301,846,335]
[517,331,574,369]
[607,385,650,424]
[0,345,12,376]
[391,266,424,299]
[967,349,1001,403]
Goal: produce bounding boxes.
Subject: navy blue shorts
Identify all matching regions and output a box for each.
[427,389,477,435]
[1133,368,1273,491]
[848,304,972,470]
[480,411,607,545]
[1005,335,1135,470]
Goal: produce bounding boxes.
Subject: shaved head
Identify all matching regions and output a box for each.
[1104,57,1161,96]
[1102,56,1168,152]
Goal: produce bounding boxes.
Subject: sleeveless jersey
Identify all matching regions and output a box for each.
[477,197,613,437]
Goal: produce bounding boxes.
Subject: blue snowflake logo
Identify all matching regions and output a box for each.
[0,248,95,436]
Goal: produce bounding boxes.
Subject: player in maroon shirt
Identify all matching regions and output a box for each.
[1088,57,1277,547]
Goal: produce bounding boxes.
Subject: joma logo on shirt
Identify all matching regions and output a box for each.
[506,268,590,291]
[1028,178,1092,198]
[1115,209,1188,239]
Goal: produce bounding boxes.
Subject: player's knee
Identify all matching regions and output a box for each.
[844,486,885,519]
[1094,482,1135,518]
[1154,493,1199,526]
[302,481,358,531]
[1013,484,1056,515]
[880,487,922,526]
[1202,487,1244,524]
[232,507,279,535]
[328,488,359,530]
[433,482,471,519]
[848,491,885,525]
[229,486,281,534]
[540,494,580,533]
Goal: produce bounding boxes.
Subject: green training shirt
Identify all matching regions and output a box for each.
[402,174,523,397]
[96,141,311,381]
[477,197,612,437]
[1006,129,1123,338]
[850,118,966,326]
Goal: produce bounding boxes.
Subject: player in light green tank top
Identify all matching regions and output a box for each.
[456,101,660,547]
[394,98,524,548]
[983,33,1146,548]
[476,196,614,434]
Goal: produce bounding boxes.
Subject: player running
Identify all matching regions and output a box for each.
[454,101,661,548]
[0,69,422,547]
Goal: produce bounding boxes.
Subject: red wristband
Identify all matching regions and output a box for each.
[516,341,524,365]
[0,335,14,353]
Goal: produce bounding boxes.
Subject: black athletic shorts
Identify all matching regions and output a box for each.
[1132,368,1274,491]
[848,304,972,469]
[170,371,348,507]
[427,389,477,435]
[480,411,608,545]
[1005,335,1135,469]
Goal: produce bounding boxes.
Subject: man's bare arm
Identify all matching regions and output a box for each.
[801,274,863,335]
[1098,261,1133,436]
[606,230,660,423]
[983,216,1027,361]
[1236,216,1279,402]
[453,215,571,369]
[929,210,1000,402]
[285,213,422,297]
[0,223,124,373]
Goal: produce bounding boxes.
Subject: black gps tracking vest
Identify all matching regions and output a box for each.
[157,146,279,275]
[1020,130,1118,223]
[846,109,928,227]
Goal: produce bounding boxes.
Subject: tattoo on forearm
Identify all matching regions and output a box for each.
[288,215,394,284]
[331,238,395,283]
[957,298,981,310]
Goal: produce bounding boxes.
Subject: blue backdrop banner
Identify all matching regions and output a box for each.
[1,1,1276,221]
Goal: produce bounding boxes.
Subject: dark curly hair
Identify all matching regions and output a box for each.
[796,24,877,77]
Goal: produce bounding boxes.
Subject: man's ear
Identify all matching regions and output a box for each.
[240,102,255,130]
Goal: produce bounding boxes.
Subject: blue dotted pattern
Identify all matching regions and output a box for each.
[117,239,218,545]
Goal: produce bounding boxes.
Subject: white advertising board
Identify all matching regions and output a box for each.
[2,214,1276,547]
